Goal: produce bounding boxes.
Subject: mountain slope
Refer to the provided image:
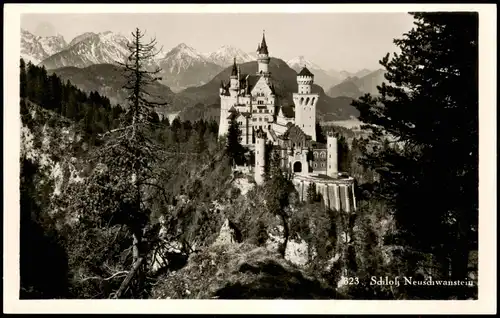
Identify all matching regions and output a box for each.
[39,31,130,70]
[156,43,224,92]
[326,69,386,98]
[21,29,68,65]
[68,32,97,47]
[49,63,193,114]
[178,58,359,122]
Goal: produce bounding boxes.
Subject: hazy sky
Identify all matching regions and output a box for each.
[21,13,415,72]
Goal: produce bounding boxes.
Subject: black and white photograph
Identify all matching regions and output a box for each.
[4,3,497,314]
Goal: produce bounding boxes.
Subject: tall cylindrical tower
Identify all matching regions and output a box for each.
[327,134,338,178]
[254,129,266,185]
[293,66,318,141]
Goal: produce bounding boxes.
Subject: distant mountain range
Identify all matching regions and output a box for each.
[21,29,68,65]
[325,69,387,99]
[21,29,388,122]
[177,57,359,122]
[39,31,131,70]
[21,29,377,94]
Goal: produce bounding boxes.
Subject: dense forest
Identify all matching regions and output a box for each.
[19,12,478,301]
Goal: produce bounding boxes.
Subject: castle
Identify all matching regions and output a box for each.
[219,32,356,212]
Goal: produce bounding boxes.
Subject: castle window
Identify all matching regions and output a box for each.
[313,163,317,168]
[259,118,262,122]
[253,118,257,122]
[329,155,331,158]
[321,163,325,167]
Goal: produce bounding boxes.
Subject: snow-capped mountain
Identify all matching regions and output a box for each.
[68,32,97,47]
[286,56,323,71]
[21,29,68,65]
[205,45,254,67]
[158,43,211,74]
[156,43,223,92]
[39,31,130,70]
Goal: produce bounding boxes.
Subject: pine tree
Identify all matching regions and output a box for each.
[62,28,169,299]
[226,116,245,166]
[316,122,327,144]
[352,12,478,294]
[306,182,317,203]
[20,58,27,99]
[264,154,295,257]
[338,135,351,173]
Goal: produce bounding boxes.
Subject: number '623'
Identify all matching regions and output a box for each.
[343,277,359,285]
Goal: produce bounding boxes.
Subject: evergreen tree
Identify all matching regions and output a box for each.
[20,58,27,99]
[264,163,295,257]
[306,182,317,203]
[225,116,245,166]
[338,135,351,173]
[352,12,478,295]
[62,28,169,299]
[316,122,327,144]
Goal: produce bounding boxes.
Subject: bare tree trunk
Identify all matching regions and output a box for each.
[114,257,144,299]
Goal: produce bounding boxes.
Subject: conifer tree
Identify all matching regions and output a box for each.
[225,116,245,166]
[62,28,169,299]
[352,12,478,294]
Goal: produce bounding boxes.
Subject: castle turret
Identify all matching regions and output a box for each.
[326,133,338,178]
[254,129,267,185]
[297,66,313,94]
[257,31,270,76]
[230,57,239,96]
[293,66,318,140]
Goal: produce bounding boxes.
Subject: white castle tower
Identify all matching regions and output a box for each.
[293,66,319,141]
[254,129,266,185]
[256,31,270,78]
[326,133,338,178]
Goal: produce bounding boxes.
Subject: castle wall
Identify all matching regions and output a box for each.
[292,176,356,212]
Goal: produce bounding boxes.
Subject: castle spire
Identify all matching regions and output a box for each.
[231,57,238,77]
[258,30,268,54]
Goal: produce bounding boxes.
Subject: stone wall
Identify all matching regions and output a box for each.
[292,176,356,212]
